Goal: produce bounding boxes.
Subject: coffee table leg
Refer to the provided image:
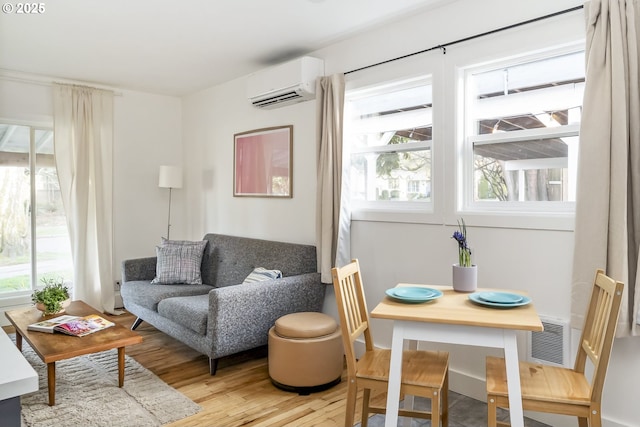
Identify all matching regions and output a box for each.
[47,362,55,406]
[15,333,22,351]
[118,347,124,387]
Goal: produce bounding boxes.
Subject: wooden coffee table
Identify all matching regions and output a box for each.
[5,300,142,406]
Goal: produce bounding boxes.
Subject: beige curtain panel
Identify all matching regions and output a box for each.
[316,74,347,283]
[571,0,640,336]
[53,83,117,314]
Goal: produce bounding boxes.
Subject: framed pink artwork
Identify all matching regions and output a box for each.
[233,125,293,197]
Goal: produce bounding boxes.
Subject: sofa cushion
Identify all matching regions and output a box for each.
[151,239,207,285]
[200,234,317,287]
[157,294,209,335]
[242,267,282,284]
[121,280,211,312]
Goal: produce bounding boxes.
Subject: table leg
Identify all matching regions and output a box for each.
[118,347,125,387]
[15,333,22,352]
[503,331,524,427]
[402,340,418,427]
[47,362,55,406]
[384,323,405,427]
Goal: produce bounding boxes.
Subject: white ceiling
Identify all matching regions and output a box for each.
[0,0,453,97]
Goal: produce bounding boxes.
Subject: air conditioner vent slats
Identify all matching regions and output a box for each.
[251,91,303,107]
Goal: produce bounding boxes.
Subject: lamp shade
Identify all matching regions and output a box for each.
[158,165,183,189]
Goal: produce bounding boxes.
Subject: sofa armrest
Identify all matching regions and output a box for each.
[207,272,325,358]
[122,257,157,282]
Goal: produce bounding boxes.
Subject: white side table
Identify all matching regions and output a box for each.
[0,327,38,427]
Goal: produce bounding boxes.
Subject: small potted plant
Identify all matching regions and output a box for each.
[32,277,71,315]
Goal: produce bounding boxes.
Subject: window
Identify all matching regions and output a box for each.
[462,50,584,211]
[346,76,433,211]
[0,123,72,296]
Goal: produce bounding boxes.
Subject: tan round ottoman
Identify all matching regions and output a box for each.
[268,312,343,395]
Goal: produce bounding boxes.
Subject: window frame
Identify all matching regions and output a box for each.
[458,46,584,218]
[345,55,444,224]
[343,11,584,230]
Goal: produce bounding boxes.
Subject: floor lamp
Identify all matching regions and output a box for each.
[159,165,183,240]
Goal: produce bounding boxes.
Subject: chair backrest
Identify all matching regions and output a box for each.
[574,268,624,404]
[332,259,375,377]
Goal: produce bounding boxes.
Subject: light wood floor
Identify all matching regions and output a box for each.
[107,311,374,426]
[3,310,383,426]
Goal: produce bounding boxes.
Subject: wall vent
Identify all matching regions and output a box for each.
[528,316,570,367]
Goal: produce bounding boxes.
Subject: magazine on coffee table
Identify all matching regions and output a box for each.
[28,314,115,336]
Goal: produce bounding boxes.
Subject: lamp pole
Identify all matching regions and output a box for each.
[166,187,173,240]
[158,165,183,241]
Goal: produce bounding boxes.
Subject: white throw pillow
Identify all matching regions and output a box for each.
[242,267,283,284]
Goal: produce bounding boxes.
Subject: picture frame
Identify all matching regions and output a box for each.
[233,125,293,197]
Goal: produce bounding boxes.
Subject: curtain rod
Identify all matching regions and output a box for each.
[345,5,584,75]
[0,71,123,96]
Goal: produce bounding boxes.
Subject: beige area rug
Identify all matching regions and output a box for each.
[11,335,201,427]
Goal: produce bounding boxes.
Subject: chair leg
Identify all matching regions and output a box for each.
[130,317,144,330]
[431,390,441,427]
[209,358,218,375]
[361,388,371,427]
[344,379,358,427]
[442,371,449,427]
[587,413,601,427]
[487,395,498,427]
[578,417,588,427]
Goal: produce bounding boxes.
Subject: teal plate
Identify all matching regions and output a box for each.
[477,291,523,304]
[469,292,531,308]
[385,287,443,304]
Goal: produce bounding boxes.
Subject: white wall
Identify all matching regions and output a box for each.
[113,89,183,265]
[182,77,317,243]
[182,1,640,426]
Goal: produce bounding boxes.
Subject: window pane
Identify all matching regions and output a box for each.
[351,149,431,202]
[466,50,584,206]
[470,51,585,133]
[0,124,32,293]
[347,77,433,207]
[473,136,578,202]
[0,124,72,295]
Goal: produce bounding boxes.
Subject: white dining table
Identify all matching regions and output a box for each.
[370,284,543,427]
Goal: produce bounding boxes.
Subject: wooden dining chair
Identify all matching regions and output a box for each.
[331,259,450,427]
[486,268,624,427]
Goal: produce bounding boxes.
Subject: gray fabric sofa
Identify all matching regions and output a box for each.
[120,233,325,375]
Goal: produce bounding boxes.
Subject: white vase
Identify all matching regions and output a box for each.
[452,264,477,292]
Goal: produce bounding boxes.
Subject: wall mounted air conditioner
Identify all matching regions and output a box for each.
[247,56,324,109]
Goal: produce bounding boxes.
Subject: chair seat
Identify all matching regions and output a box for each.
[486,356,591,405]
[358,349,449,389]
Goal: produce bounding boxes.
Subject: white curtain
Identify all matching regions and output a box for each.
[571,0,640,336]
[316,74,350,283]
[53,83,117,314]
